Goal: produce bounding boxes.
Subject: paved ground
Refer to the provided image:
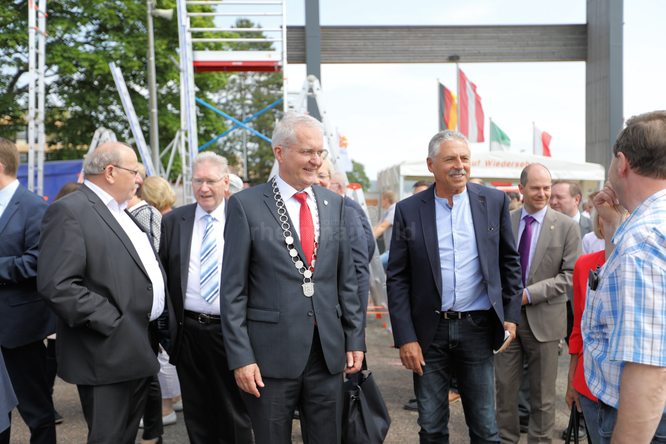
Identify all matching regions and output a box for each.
[9,315,578,443]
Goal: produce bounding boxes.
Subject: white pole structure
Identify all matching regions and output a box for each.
[147,0,161,176]
[27,0,36,192]
[37,0,46,195]
[282,0,288,113]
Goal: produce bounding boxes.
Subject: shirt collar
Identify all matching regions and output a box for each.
[521,204,548,224]
[572,210,581,223]
[612,188,666,244]
[433,186,468,208]
[276,173,314,203]
[0,179,19,208]
[195,198,225,222]
[84,180,128,213]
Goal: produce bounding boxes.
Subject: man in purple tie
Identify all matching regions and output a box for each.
[495,163,581,444]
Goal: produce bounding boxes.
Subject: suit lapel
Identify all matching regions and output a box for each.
[468,186,489,279]
[511,210,521,244]
[81,184,148,277]
[262,182,308,265]
[179,205,196,298]
[312,185,330,270]
[420,188,442,296]
[529,207,557,284]
[0,184,24,235]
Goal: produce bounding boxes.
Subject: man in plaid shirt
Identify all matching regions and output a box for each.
[583,111,666,444]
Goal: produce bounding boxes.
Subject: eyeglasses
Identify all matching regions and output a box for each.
[286,147,329,160]
[110,164,139,176]
[192,177,223,187]
[317,174,330,180]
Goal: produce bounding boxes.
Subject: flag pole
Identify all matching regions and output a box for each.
[489,117,492,152]
[532,121,535,155]
[436,78,440,132]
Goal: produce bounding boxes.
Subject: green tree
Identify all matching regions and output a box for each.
[348,160,370,190]
[210,18,283,184]
[0,0,233,171]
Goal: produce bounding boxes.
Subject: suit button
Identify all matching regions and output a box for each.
[435,310,440,314]
[308,310,314,316]
[147,313,151,319]
[147,285,153,291]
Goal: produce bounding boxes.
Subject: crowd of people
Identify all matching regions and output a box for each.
[1,110,666,444]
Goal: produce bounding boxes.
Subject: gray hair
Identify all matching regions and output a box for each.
[272,113,325,149]
[82,143,129,177]
[427,130,469,161]
[193,152,229,177]
[227,174,244,195]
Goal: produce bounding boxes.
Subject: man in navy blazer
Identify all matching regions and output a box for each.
[0,138,56,444]
[387,130,522,443]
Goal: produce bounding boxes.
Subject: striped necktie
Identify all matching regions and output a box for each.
[200,214,219,303]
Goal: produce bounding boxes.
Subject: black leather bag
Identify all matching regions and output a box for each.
[565,402,581,444]
[342,370,391,444]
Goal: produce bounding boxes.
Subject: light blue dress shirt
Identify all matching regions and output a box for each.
[0,179,19,220]
[434,187,490,312]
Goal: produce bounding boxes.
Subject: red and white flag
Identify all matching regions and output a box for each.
[533,125,552,157]
[458,68,484,143]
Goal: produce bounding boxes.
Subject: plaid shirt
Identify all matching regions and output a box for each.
[583,189,666,411]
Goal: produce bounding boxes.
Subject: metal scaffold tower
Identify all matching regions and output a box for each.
[173,0,288,204]
[27,0,47,195]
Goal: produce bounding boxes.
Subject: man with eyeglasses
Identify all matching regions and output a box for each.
[221,113,365,444]
[38,142,170,444]
[159,151,251,444]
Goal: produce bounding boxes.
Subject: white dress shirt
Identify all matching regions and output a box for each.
[84,180,165,320]
[275,173,320,237]
[0,179,19,220]
[184,201,225,314]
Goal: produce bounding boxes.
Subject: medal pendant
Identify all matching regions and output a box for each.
[302,282,314,297]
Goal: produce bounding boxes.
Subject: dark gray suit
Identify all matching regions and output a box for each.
[38,184,171,444]
[578,213,593,237]
[221,182,365,444]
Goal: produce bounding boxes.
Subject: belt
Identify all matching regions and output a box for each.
[184,310,221,325]
[439,309,488,319]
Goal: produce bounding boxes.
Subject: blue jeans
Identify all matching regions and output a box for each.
[414,310,500,444]
[598,400,666,444]
[579,394,601,444]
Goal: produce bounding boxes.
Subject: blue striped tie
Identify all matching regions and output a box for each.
[200,214,219,303]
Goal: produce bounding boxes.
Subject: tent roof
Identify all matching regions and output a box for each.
[380,151,605,182]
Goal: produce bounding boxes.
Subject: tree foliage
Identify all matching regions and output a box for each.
[0,0,232,168]
[348,159,371,190]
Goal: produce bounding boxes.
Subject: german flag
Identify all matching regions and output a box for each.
[439,83,458,131]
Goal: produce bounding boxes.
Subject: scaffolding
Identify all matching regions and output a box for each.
[27,0,46,195]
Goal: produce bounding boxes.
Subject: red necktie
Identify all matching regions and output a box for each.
[294,193,315,267]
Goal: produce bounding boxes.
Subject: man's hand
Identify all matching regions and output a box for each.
[521,289,530,306]
[234,363,264,398]
[344,351,365,374]
[593,180,627,229]
[399,342,425,376]
[565,353,582,412]
[498,322,517,353]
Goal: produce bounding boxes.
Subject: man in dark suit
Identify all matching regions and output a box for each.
[221,113,365,444]
[159,152,252,444]
[0,137,56,444]
[326,170,371,323]
[495,164,580,444]
[38,142,169,444]
[387,130,523,443]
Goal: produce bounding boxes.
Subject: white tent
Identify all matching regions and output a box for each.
[378,151,606,201]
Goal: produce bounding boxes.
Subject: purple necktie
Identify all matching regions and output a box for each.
[518,215,535,287]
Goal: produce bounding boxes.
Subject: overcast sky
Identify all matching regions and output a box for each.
[217,0,666,179]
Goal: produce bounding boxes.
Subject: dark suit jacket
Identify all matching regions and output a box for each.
[0,184,55,349]
[387,182,523,352]
[343,197,370,324]
[221,183,365,379]
[159,201,228,365]
[345,197,375,260]
[38,184,169,386]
